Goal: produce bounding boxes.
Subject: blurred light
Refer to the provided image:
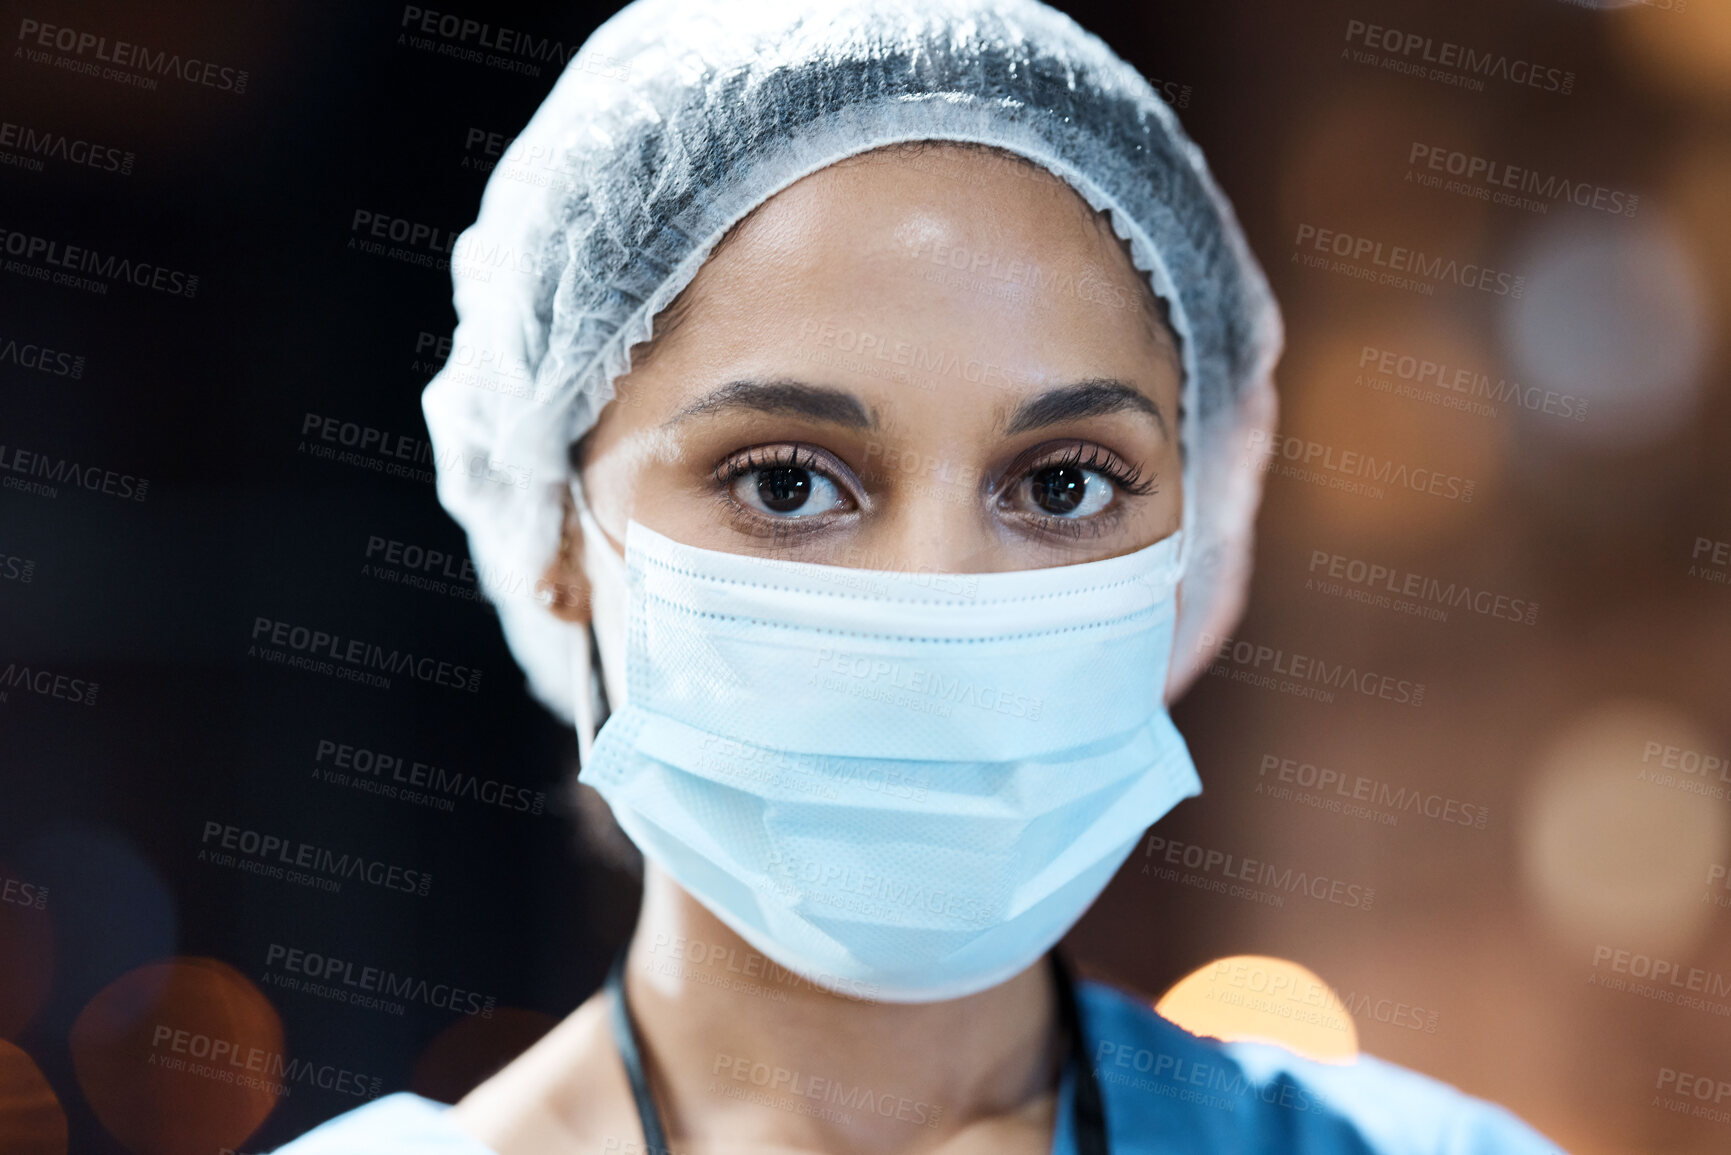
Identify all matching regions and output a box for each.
[69,958,282,1155]
[1613,0,1731,103]
[1659,140,1731,336]
[0,1041,67,1155]
[1280,321,1510,543]
[1155,955,1359,1064]
[409,1007,559,1105]
[1499,215,1711,450]
[1278,92,1488,247]
[1519,700,1728,955]
[0,864,55,1040]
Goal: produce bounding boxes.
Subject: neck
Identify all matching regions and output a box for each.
[621,862,1065,1154]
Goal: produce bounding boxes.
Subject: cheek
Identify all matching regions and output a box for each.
[1142,445,1185,532]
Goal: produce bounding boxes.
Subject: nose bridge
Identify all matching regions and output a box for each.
[868,454,1001,575]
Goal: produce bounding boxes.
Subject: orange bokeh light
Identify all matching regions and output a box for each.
[0,1041,67,1155]
[69,958,284,1155]
[0,864,55,1041]
[1156,954,1360,1065]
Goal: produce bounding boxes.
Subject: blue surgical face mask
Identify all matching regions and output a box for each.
[571,479,1201,1003]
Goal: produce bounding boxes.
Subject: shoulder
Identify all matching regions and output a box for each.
[267,1092,494,1154]
[1075,981,1569,1155]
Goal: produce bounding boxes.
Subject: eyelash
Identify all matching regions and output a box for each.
[1014,442,1156,541]
[1031,442,1158,497]
[711,440,1156,540]
[712,444,849,543]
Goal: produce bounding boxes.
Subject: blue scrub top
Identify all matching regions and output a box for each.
[270,981,1567,1154]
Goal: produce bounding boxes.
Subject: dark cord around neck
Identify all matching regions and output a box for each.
[604,949,1109,1155]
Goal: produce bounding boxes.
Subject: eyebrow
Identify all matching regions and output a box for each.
[664,378,877,430]
[661,376,1167,438]
[1003,378,1168,439]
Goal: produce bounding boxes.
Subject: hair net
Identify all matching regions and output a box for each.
[421,0,1283,727]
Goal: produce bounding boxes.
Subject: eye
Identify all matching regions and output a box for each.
[1005,442,1155,522]
[718,444,853,520]
[1022,463,1114,518]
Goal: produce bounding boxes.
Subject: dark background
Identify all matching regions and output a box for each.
[3,1,1728,1152]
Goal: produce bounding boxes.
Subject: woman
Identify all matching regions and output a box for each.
[276,0,1565,1150]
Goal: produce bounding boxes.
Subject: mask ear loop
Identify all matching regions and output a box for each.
[569,477,614,768]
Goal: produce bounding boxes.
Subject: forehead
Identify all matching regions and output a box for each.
[644,144,1180,395]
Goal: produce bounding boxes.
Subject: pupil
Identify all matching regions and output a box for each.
[1032,465,1086,515]
[758,467,811,513]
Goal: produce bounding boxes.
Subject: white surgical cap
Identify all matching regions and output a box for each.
[421,0,1283,725]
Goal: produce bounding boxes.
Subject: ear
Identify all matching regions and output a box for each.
[1164,374,1280,705]
[537,483,593,624]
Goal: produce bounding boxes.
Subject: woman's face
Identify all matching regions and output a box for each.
[553,143,1183,606]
